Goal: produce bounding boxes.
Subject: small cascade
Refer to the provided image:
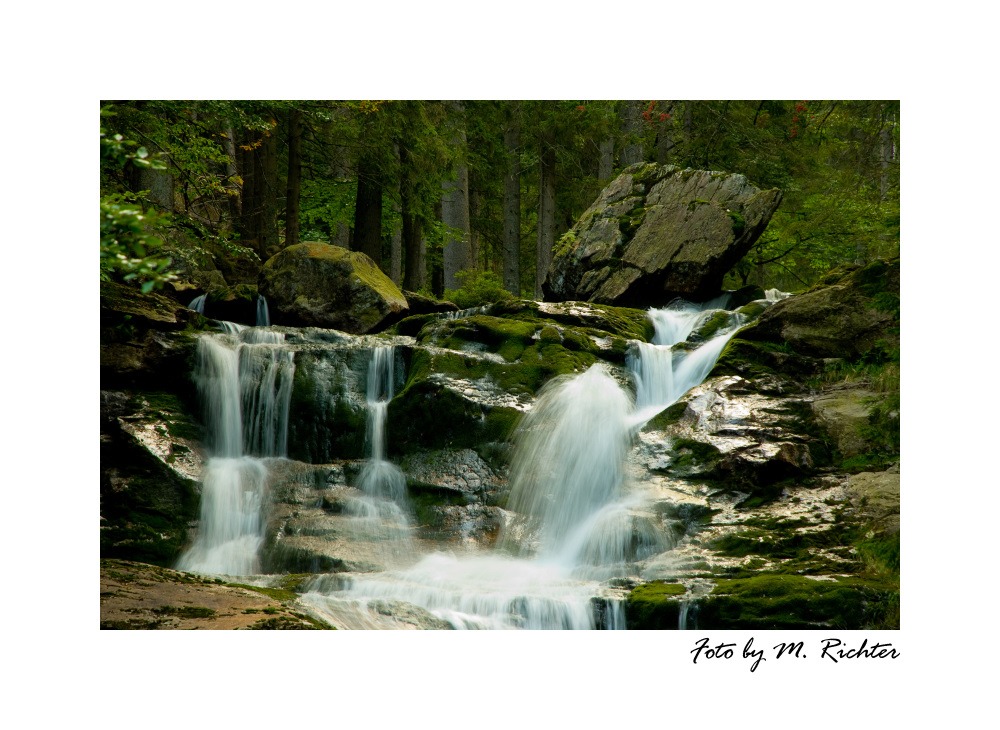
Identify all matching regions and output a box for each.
[342,345,413,565]
[355,346,406,503]
[628,297,744,421]
[188,294,207,315]
[678,599,698,630]
[765,288,791,302]
[177,326,295,575]
[256,294,271,327]
[502,365,660,572]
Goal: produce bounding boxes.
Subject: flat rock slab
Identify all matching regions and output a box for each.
[100,560,331,629]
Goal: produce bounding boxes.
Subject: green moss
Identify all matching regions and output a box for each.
[226,583,298,602]
[698,574,880,629]
[152,605,216,619]
[693,311,732,340]
[625,580,688,629]
[643,401,688,431]
[737,301,768,320]
[727,209,745,236]
[670,438,721,471]
[392,313,437,337]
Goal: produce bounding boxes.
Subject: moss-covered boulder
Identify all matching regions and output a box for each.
[543,163,782,307]
[258,242,408,333]
[739,258,899,359]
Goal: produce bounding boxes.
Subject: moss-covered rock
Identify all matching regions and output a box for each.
[625,580,688,629]
[696,574,889,630]
[258,242,408,333]
[543,164,782,307]
[739,258,899,359]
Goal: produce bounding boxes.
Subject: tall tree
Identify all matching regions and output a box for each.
[353,150,383,262]
[535,125,556,298]
[441,101,472,290]
[285,107,303,247]
[238,117,279,259]
[619,100,644,167]
[503,101,522,295]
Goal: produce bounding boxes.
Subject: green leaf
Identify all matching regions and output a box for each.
[141,281,156,293]
[136,147,149,159]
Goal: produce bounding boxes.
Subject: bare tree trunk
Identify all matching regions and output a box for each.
[619,101,644,167]
[503,102,522,296]
[390,200,402,285]
[285,108,302,247]
[238,124,278,260]
[656,102,674,165]
[535,140,556,299]
[354,154,383,264]
[598,137,614,183]
[441,102,471,291]
[683,101,695,162]
[324,113,352,248]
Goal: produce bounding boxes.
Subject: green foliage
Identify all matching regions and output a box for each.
[100,196,176,292]
[442,269,514,309]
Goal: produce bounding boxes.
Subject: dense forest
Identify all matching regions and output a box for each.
[100,100,899,301]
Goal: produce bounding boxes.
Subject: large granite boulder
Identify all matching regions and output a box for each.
[258,242,408,334]
[543,163,782,307]
[740,258,899,359]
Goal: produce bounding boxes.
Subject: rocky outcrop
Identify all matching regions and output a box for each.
[258,242,409,333]
[100,281,205,392]
[740,258,899,359]
[811,385,880,459]
[543,163,781,307]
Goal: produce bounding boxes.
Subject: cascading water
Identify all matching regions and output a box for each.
[628,297,744,424]
[177,324,295,575]
[188,294,207,315]
[256,295,270,327]
[338,346,414,563]
[302,297,747,630]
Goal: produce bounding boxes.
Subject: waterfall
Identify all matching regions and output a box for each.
[188,294,206,315]
[355,346,405,503]
[339,345,413,564]
[256,295,271,327]
[628,298,744,422]
[177,326,295,575]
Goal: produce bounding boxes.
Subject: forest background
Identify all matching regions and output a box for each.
[99,99,899,302]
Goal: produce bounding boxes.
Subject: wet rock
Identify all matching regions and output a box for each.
[740,258,899,359]
[544,163,782,306]
[258,242,408,333]
[846,471,900,534]
[811,386,879,459]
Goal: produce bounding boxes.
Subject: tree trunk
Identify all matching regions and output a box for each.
[656,102,674,165]
[442,101,472,291]
[322,111,352,248]
[238,123,279,260]
[535,139,556,299]
[223,123,241,221]
[598,137,614,183]
[503,102,522,296]
[354,154,383,264]
[285,108,302,247]
[390,201,402,285]
[399,141,426,291]
[619,101,643,167]
[683,101,695,162]
[259,126,279,255]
